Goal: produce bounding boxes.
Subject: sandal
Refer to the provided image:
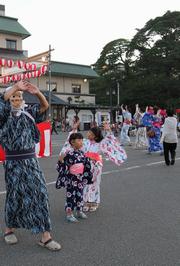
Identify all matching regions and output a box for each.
[38,238,61,251]
[89,206,97,212]
[66,215,79,223]
[75,211,88,219]
[89,204,99,212]
[83,206,90,212]
[4,231,18,245]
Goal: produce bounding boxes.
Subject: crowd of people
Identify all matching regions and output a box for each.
[119,104,178,166]
[51,116,71,134]
[0,81,178,252]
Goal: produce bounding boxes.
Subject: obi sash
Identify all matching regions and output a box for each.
[124,119,131,125]
[69,163,84,175]
[5,148,36,161]
[85,152,102,163]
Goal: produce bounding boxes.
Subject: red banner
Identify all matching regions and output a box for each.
[0,121,52,162]
[0,145,5,161]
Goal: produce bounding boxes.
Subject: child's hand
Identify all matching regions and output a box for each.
[58,154,64,162]
[72,121,80,131]
[103,122,111,131]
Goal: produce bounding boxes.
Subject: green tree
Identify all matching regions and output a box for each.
[90,38,131,106]
[128,11,180,108]
[91,11,180,110]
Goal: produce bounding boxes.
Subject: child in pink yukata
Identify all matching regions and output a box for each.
[59,123,127,212]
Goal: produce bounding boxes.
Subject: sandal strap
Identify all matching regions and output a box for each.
[4,231,14,237]
[40,238,52,246]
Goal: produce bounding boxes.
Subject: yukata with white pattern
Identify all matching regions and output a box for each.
[142,111,163,153]
[59,130,127,207]
[56,149,93,212]
[0,96,51,234]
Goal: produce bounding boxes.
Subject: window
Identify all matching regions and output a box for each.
[6,39,16,50]
[72,84,81,94]
[82,114,92,122]
[46,81,57,92]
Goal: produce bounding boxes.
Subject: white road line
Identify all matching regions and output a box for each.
[146,161,164,166]
[0,158,179,197]
[47,181,56,185]
[124,166,141,170]
[103,170,120,175]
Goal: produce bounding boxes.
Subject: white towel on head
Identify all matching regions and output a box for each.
[5,86,23,94]
[5,86,12,92]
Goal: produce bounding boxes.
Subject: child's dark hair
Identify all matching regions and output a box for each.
[69,132,83,145]
[166,109,174,117]
[90,127,104,143]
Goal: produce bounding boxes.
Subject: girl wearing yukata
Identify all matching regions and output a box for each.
[59,123,127,212]
[56,132,93,222]
[142,106,163,154]
[0,80,61,251]
[120,104,132,146]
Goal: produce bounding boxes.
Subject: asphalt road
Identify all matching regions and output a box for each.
[1,132,180,266]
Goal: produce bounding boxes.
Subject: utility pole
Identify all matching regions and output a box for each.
[117,81,120,106]
[48,44,52,121]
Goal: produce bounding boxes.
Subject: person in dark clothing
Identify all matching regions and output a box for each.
[51,119,58,134]
[160,109,178,165]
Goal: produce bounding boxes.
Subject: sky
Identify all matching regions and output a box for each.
[1,0,180,65]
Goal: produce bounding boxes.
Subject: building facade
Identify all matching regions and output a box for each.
[0,4,112,129]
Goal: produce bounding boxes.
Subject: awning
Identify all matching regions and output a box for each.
[43,91,67,105]
[23,91,40,104]
[23,91,67,105]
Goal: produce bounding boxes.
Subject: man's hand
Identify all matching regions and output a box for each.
[18,80,39,94]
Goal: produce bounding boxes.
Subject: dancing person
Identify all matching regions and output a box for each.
[142,106,163,155]
[120,104,132,146]
[0,80,61,251]
[59,122,127,212]
[160,109,178,165]
[133,104,148,149]
[56,133,93,222]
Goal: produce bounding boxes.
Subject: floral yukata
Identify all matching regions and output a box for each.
[0,96,51,234]
[142,112,163,153]
[56,149,93,212]
[133,111,148,149]
[59,131,127,206]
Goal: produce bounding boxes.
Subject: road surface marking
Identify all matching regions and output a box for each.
[0,158,179,196]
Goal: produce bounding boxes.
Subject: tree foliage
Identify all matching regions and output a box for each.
[90,11,180,110]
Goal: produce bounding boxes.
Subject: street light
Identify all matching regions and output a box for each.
[117,81,120,106]
[106,88,116,123]
[116,64,125,106]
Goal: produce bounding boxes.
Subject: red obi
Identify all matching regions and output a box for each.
[69,163,84,175]
[124,119,131,125]
[152,122,161,128]
[85,152,102,163]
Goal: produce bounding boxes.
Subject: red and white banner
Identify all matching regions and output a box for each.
[0,121,52,162]
[35,121,52,158]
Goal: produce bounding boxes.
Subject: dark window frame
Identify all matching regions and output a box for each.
[72,84,81,94]
[6,39,17,50]
[46,81,57,92]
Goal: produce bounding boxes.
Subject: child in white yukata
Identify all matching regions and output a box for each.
[59,123,127,212]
